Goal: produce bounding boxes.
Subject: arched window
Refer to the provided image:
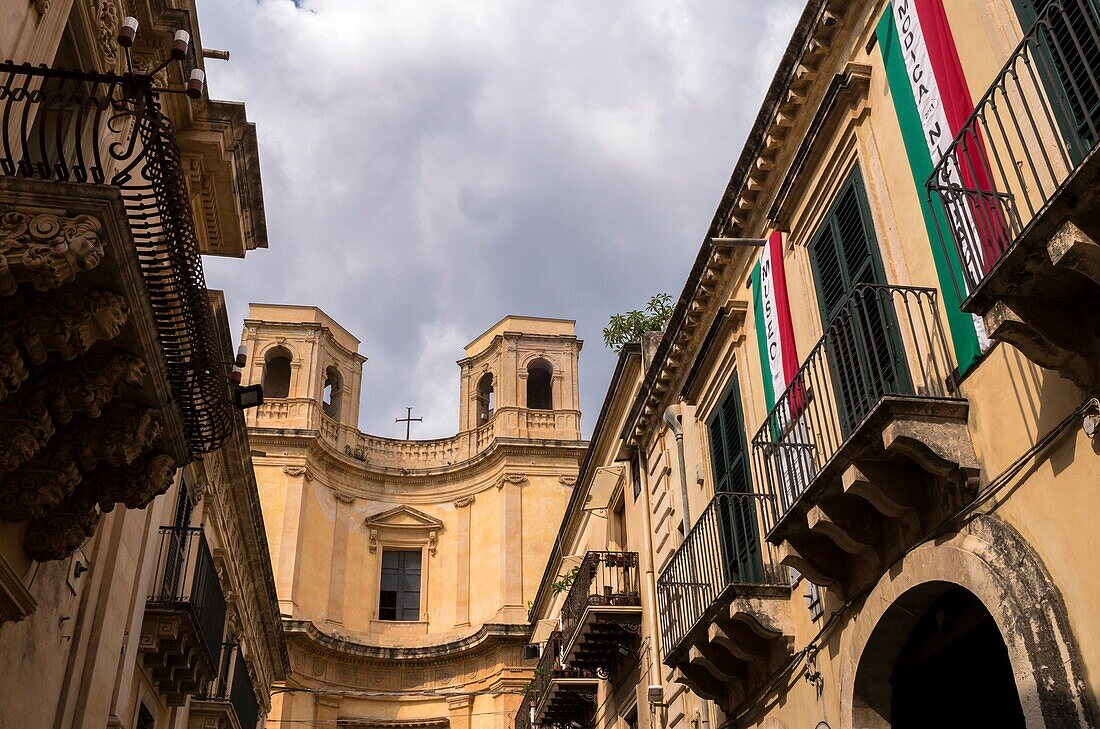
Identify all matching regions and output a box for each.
[526,359,553,410]
[262,347,292,399]
[476,372,495,426]
[322,367,343,420]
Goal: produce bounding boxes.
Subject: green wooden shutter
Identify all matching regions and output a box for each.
[808,170,910,434]
[707,376,763,583]
[1015,0,1100,158]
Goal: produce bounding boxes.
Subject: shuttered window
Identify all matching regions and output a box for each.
[808,169,908,434]
[1016,0,1100,156]
[707,376,763,583]
[707,375,751,495]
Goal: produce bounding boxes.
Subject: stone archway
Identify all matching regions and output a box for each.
[838,515,1096,729]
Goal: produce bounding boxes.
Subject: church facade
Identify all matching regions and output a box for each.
[240,306,588,727]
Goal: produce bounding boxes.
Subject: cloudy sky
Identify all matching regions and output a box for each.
[196,0,803,439]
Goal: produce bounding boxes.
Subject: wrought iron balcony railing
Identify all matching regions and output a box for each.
[147,526,228,669]
[200,642,261,729]
[926,0,1100,297]
[656,492,786,658]
[559,551,641,647]
[0,61,233,454]
[751,285,957,534]
[515,686,536,729]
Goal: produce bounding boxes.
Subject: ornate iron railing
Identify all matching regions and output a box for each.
[147,526,227,670]
[515,687,536,729]
[656,492,786,658]
[750,285,956,534]
[201,642,261,729]
[0,61,232,454]
[560,551,641,647]
[926,0,1100,297]
[528,631,596,726]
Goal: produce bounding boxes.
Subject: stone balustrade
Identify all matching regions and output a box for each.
[251,398,579,470]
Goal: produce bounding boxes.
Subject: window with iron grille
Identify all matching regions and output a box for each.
[379,549,422,621]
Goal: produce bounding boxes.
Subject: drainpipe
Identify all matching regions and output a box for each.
[663,406,691,531]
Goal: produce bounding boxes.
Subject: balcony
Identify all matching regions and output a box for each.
[751,286,978,592]
[140,526,228,706]
[927,0,1100,389]
[529,631,598,729]
[559,552,641,677]
[190,642,261,729]
[656,493,791,711]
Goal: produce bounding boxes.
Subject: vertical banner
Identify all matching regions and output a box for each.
[752,231,799,413]
[877,0,990,376]
[751,232,811,510]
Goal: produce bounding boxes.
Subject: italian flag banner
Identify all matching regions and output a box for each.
[752,231,811,509]
[877,0,990,377]
[752,230,800,414]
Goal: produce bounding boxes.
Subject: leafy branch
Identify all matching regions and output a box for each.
[602,293,674,353]
[550,565,580,595]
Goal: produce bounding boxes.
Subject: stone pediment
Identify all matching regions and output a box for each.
[365,505,443,555]
[365,505,443,531]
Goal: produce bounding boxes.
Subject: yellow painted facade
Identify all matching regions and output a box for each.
[528,2,1100,729]
[241,306,588,726]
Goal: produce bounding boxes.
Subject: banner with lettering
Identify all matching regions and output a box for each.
[751,231,810,509]
[877,0,990,376]
[751,231,799,413]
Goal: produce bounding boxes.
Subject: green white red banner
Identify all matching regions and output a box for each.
[752,231,799,413]
[878,0,990,375]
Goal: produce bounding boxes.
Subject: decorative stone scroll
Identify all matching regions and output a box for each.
[0,210,105,295]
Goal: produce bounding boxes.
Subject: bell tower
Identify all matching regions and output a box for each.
[240,303,366,429]
[457,316,582,440]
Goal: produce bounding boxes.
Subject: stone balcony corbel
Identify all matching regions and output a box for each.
[973,218,1100,390]
[669,585,794,714]
[766,398,979,594]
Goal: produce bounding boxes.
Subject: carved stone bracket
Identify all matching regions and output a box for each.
[767,397,979,594]
[497,473,528,489]
[666,586,792,714]
[283,465,314,481]
[0,209,105,295]
[968,213,1100,391]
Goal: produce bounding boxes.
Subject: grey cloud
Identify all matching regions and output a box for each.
[198,0,803,438]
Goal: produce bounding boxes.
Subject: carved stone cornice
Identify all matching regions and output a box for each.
[0,209,105,295]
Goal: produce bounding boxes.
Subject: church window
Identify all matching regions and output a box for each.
[526,359,553,410]
[379,549,422,621]
[322,367,343,420]
[262,347,292,399]
[476,372,495,426]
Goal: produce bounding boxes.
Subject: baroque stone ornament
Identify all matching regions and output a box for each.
[496,473,528,489]
[0,209,105,295]
[96,0,120,67]
[1,286,128,369]
[0,350,146,470]
[283,465,314,480]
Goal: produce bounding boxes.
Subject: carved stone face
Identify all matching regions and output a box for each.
[63,216,106,273]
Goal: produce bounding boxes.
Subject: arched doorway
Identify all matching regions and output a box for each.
[888,586,1025,728]
[841,519,1096,729]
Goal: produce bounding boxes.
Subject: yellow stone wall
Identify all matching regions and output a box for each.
[242,305,588,726]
